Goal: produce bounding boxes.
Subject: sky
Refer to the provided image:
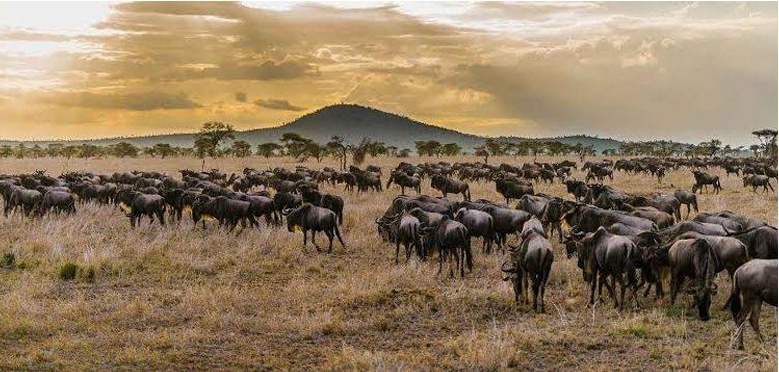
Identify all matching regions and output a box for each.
[0,1,776,146]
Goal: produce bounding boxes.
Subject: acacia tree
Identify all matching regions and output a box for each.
[327,136,348,170]
[280,132,312,159]
[112,142,139,158]
[154,143,177,158]
[474,145,489,164]
[257,142,282,158]
[752,129,778,160]
[232,140,252,157]
[194,122,235,158]
[440,143,462,156]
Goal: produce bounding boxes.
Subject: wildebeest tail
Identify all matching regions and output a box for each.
[625,244,637,286]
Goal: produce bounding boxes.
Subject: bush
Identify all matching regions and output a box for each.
[1,252,15,268]
[58,262,79,281]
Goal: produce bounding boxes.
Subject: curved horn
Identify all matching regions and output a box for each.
[281,208,293,216]
[500,260,517,273]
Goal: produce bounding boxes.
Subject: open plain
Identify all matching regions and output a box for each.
[0,155,776,370]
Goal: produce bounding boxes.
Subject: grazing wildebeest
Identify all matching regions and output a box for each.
[282,204,345,252]
[423,216,472,278]
[454,208,494,253]
[431,174,470,201]
[8,188,42,217]
[502,229,554,312]
[691,170,722,194]
[495,178,533,204]
[743,174,774,193]
[673,189,698,219]
[376,212,424,264]
[728,259,777,349]
[662,238,719,321]
[320,194,344,225]
[564,179,589,202]
[572,227,639,310]
[37,191,76,216]
[116,190,166,229]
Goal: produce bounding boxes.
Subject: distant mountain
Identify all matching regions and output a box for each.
[0,104,632,153]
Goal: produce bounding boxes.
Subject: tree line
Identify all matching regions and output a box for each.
[1,122,775,165]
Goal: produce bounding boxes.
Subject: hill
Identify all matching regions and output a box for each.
[0,104,628,152]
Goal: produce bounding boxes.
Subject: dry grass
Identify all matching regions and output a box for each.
[0,155,776,370]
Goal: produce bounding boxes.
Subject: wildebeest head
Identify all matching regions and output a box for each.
[687,238,720,321]
[282,203,312,232]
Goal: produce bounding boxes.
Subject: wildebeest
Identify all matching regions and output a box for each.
[691,170,722,194]
[502,229,554,312]
[386,171,421,195]
[37,190,76,216]
[728,259,777,349]
[431,175,470,201]
[662,238,719,320]
[376,212,424,264]
[728,225,778,259]
[7,188,42,217]
[454,208,494,253]
[320,194,345,225]
[743,174,774,193]
[423,216,472,277]
[674,190,698,219]
[495,178,533,204]
[116,190,166,229]
[572,227,639,310]
[282,204,345,252]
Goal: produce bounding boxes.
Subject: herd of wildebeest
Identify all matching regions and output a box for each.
[0,155,777,350]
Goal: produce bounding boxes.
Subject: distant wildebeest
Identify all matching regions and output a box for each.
[37,190,76,216]
[386,171,421,195]
[282,204,345,252]
[691,170,722,194]
[728,259,777,350]
[431,174,470,201]
[454,207,494,253]
[743,174,774,193]
[673,189,698,219]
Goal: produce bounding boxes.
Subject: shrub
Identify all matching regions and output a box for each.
[58,262,79,281]
[1,252,15,268]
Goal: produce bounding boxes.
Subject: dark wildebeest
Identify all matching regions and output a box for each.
[386,171,421,195]
[495,178,533,204]
[234,193,278,226]
[454,208,494,253]
[674,190,698,219]
[8,188,42,217]
[423,216,472,278]
[728,225,778,259]
[431,174,470,201]
[320,194,344,225]
[728,259,777,349]
[282,204,345,252]
[502,229,554,313]
[572,227,639,311]
[743,174,774,193]
[116,190,166,229]
[662,238,719,321]
[37,191,76,216]
[691,170,722,194]
[376,212,424,264]
[564,179,589,202]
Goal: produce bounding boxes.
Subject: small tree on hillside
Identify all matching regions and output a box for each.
[257,142,282,158]
[112,142,139,158]
[232,140,252,157]
[194,122,235,158]
[154,143,177,158]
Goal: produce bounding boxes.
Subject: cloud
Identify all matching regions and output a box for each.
[254,98,305,111]
[235,91,247,102]
[37,91,202,111]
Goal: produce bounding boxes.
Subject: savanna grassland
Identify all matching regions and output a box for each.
[0,155,776,370]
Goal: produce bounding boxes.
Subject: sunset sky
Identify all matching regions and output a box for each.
[0,1,776,145]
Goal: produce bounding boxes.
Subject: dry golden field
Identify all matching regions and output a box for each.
[0,155,776,370]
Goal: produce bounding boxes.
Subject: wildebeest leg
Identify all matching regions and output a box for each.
[531,271,540,311]
[404,241,412,263]
[302,228,308,248]
[395,240,401,264]
[521,269,529,305]
[669,271,682,305]
[334,224,346,249]
[324,229,335,253]
[539,268,549,313]
[749,300,764,343]
[311,230,320,251]
[588,273,597,306]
